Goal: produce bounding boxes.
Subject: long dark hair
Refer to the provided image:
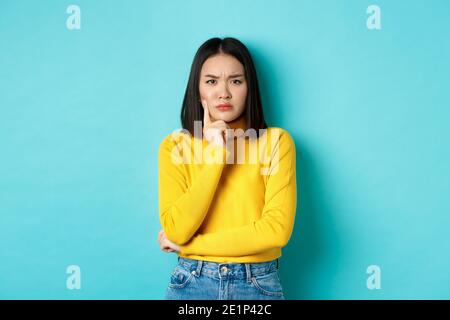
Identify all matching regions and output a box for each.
[180,37,267,139]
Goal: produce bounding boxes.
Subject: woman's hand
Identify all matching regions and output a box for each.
[158,230,180,253]
[201,99,233,147]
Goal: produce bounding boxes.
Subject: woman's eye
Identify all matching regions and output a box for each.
[206,79,216,84]
[232,79,242,84]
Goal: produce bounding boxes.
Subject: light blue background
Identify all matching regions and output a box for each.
[1,0,449,299]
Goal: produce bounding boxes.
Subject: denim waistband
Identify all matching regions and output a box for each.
[177,257,279,281]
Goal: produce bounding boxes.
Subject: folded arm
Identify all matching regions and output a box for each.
[158,133,227,245]
[179,130,297,256]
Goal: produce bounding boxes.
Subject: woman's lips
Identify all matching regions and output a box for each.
[216,103,233,111]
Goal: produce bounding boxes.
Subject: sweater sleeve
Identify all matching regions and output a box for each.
[158,131,228,245]
[179,129,297,256]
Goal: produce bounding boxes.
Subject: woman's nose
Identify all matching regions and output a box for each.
[218,83,232,100]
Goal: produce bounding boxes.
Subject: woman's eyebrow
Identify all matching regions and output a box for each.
[204,73,244,79]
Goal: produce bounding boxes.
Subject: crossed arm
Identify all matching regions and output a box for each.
[158,130,297,256]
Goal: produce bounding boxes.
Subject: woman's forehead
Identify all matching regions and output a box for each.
[201,54,244,75]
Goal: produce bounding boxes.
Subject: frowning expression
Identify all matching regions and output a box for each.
[199,53,248,122]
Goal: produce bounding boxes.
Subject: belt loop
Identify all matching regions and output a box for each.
[194,260,203,277]
[277,259,279,269]
[245,263,252,283]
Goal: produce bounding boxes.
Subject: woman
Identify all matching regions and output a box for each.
[157,37,297,300]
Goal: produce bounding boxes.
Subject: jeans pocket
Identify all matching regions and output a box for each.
[250,271,284,297]
[168,266,195,289]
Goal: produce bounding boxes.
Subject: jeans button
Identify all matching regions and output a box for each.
[220,266,228,273]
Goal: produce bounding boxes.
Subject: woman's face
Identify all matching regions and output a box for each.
[199,53,248,122]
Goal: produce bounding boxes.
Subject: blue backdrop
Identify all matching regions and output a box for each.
[0,0,449,299]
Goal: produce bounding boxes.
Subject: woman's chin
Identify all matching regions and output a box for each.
[212,115,233,122]
[218,113,242,123]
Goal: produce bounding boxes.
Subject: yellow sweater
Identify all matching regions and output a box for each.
[158,117,297,263]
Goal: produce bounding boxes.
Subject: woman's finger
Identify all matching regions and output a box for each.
[201,99,211,126]
[161,241,169,251]
[208,120,227,128]
[161,239,176,252]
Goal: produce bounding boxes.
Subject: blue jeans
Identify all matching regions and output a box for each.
[165,257,286,300]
